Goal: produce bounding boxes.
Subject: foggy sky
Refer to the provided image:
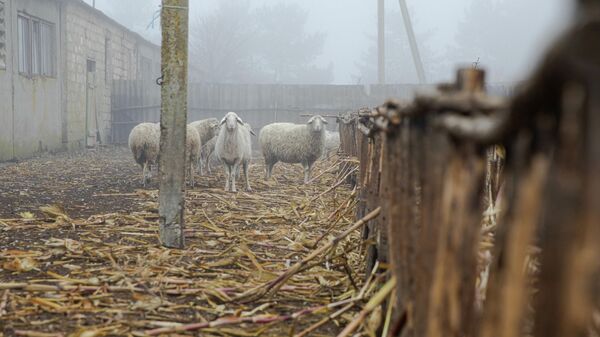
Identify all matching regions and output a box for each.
[89,0,573,84]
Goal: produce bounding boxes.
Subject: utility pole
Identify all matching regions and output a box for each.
[158,0,188,249]
[377,0,385,84]
[398,0,426,84]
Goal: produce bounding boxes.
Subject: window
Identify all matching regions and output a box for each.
[40,21,55,76]
[31,20,40,75]
[0,1,6,69]
[17,13,55,77]
[18,15,30,74]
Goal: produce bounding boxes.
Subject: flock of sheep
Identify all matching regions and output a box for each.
[128,112,340,192]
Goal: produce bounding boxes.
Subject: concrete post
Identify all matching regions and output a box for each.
[377,0,385,85]
[398,0,426,84]
[158,0,188,249]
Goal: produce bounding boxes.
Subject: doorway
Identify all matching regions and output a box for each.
[86,59,98,147]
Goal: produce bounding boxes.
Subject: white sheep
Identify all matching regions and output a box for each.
[214,112,253,192]
[259,115,328,183]
[186,125,201,187]
[128,122,160,187]
[189,118,219,175]
[200,136,218,174]
[239,122,256,178]
[323,131,340,159]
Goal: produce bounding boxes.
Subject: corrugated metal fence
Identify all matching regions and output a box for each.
[110,82,514,144]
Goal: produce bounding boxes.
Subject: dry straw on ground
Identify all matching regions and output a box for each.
[0,148,386,337]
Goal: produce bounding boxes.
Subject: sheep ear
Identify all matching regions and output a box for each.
[249,129,256,136]
[219,117,226,125]
[319,116,328,124]
[236,117,244,125]
[307,116,316,124]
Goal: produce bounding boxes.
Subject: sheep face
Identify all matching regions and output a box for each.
[221,112,244,133]
[307,115,328,133]
[209,119,220,134]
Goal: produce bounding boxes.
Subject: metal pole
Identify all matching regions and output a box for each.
[158,0,188,248]
[377,0,385,85]
[398,0,426,84]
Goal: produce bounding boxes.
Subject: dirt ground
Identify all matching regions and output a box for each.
[0,147,373,337]
[0,148,147,219]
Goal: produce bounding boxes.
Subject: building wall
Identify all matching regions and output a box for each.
[0,0,63,160]
[62,1,160,149]
[0,0,14,161]
[0,0,160,160]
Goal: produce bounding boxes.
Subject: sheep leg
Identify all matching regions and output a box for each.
[243,161,252,191]
[306,161,315,184]
[142,163,147,187]
[231,162,238,193]
[223,163,229,192]
[198,157,204,176]
[189,163,195,187]
[303,162,313,184]
[148,164,155,179]
[206,153,212,174]
[265,161,275,180]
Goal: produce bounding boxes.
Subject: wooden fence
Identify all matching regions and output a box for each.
[337,13,599,336]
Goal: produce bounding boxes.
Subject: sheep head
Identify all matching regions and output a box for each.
[307,115,328,133]
[221,112,244,132]
[209,119,220,133]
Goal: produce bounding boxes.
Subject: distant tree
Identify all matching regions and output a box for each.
[355,10,441,84]
[253,3,333,84]
[189,1,258,83]
[189,1,332,84]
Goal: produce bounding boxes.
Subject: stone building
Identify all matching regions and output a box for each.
[0,0,160,161]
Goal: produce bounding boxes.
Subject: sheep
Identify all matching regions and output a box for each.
[189,118,219,175]
[323,131,340,159]
[185,125,201,187]
[200,136,218,174]
[199,123,249,176]
[214,112,253,192]
[239,122,256,179]
[129,122,199,187]
[259,115,328,183]
[128,122,160,187]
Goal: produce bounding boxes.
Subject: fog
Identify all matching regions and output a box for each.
[90,0,573,84]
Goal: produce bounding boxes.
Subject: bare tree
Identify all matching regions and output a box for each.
[188,1,332,84]
[253,3,332,84]
[355,10,439,84]
[189,1,257,83]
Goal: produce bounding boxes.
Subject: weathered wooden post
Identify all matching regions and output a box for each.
[158,0,188,248]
